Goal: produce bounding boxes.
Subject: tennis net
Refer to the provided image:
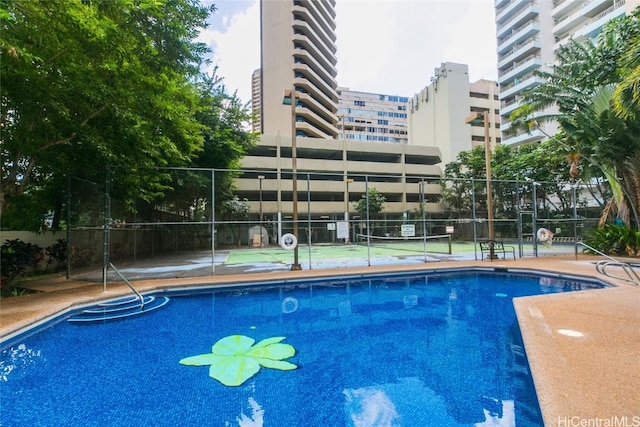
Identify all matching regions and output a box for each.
[355,234,452,255]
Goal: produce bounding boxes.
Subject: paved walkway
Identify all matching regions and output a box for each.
[1,254,639,426]
[60,241,577,281]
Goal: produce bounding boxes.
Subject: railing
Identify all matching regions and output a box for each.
[575,242,640,285]
[103,262,146,309]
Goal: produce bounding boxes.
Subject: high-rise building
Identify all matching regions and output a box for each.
[496,0,640,146]
[407,63,500,165]
[237,0,443,236]
[337,88,409,144]
[260,0,339,139]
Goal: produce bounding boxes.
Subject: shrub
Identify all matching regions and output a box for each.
[0,239,43,296]
[584,223,640,256]
[69,245,94,268]
[45,239,67,272]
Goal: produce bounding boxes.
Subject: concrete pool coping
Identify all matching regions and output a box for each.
[1,256,638,425]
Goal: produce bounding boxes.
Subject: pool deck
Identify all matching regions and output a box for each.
[1,255,639,425]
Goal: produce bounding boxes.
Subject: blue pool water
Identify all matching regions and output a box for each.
[1,271,605,427]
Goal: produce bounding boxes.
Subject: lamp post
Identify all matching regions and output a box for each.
[258,175,265,246]
[465,110,495,259]
[283,87,302,270]
[345,178,354,244]
[532,180,538,257]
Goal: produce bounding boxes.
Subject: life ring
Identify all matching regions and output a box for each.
[281,297,299,314]
[536,228,553,242]
[280,233,298,250]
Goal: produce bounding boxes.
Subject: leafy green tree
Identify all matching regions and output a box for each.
[443,141,586,221]
[155,73,258,223]
[220,195,249,247]
[354,188,386,217]
[192,72,258,210]
[613,7,640,119]
[353,187,386,237]
[441,145,486,218]
[511,9,640,226]
[0,0,223,227]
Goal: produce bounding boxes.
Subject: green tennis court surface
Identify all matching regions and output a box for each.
[224,241,478,265]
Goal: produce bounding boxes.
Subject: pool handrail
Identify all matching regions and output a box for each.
[103,262,146,309]
[575,241,640,285]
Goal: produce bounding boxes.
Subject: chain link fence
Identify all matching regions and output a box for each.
[65,167,603,280]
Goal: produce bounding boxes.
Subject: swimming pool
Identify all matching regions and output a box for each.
[1,270,606,426]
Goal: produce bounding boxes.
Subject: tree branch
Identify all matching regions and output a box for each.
[37,104,108,152]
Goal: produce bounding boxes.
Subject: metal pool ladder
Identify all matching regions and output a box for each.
[104,261,145,309]
[68,262,170,322]
[575,242,640,286]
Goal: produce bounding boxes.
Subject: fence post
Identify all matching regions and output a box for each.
[307,173,312,269]
[365,175,370,267]
[66,175,71,279]
[102,165,111,292]
[471,178,478,260]
[211,169,216,275]
[421,178,427,263]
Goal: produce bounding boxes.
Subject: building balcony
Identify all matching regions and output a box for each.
[499,74,541,99]
[498,55,542,85]
[294,48,337,82]
[497,2,540,38]
[498,37,541,69]
[296,120,335,140]
[295,77,338,113]
[495,0,511,11]
[572,2,626,39]
[581,0,615,18]
[292,33,336,73]
[497,20,540,54]
[292,12,336,59]
[499,98,522,118]
[552,0,581,18]
[553,8,588,35]
[496,0,521,24]
[501,127,546,146]
[294,62,337,99]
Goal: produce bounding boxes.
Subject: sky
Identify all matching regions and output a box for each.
[198,0,498,105]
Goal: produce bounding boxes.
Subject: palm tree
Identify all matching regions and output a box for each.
[613,8,640,120]
[511,11,640,227]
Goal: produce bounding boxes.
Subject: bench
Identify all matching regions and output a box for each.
[479,241,516,261]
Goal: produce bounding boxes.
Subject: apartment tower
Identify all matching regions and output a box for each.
[496,0,640,146]
[337,88,409,144]
[260,0,339,139]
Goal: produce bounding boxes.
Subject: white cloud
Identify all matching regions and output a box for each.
[198,0,260,104]
[200,0,498,102]
[336,0,497,97]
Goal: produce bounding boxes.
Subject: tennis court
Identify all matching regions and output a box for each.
[69,237,577,282]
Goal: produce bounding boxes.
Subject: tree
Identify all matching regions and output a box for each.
[443,142,578,220]
[353,187,386,236]
[219,195,249,247]
[0,0,214,224]
[354,187,386,217]
[613,7,640,119]
[191,72,258,210]
[511,9,640,227]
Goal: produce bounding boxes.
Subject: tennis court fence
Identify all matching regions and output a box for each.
[56,166,603,279]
